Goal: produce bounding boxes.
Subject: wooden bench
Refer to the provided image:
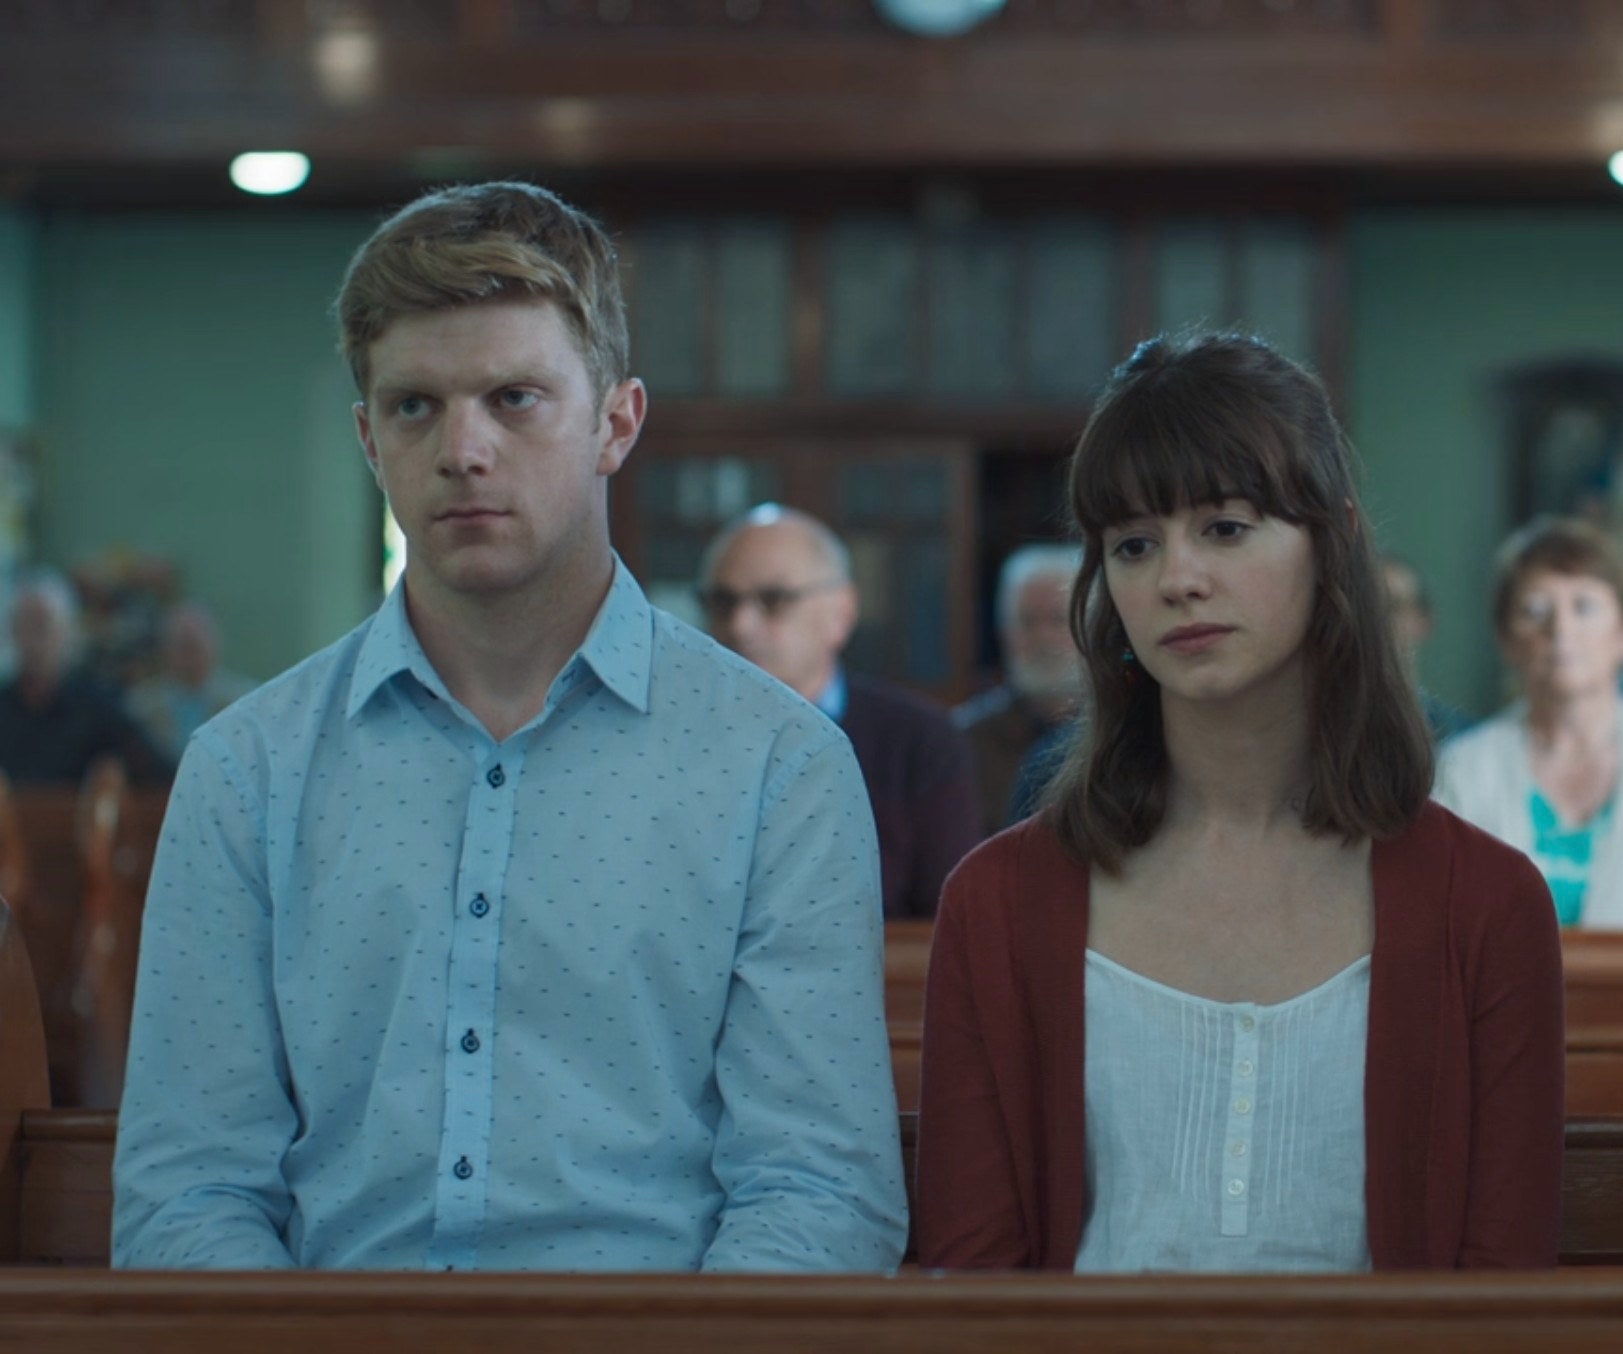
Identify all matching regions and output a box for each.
[0,901,48,1265]
[16,1108,1623,1270]
[1565,931,1623,1035]
[7,780,167,1107]
[0,1269,1617,1352]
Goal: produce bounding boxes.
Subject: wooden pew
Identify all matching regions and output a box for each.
[1565,931,1623,1035]
[16,1109,1623,1270]
[8,779,167,1108]
[884,922,930,1115]
[1567,1029,1623,1118]
[0,1269,1617,1352]
[0,900,50,1264]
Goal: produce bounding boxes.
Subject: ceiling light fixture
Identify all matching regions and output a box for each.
[229,152,312,196]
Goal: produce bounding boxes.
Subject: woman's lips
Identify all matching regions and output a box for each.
[1159,624,1233,655]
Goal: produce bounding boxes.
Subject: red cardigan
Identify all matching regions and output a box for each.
[915,801,1565,1270]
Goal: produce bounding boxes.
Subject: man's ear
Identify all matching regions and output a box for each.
[828,581,860,652]
[596,378,647,477]
[354,401,383,487]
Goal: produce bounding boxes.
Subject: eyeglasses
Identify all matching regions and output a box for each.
[696,580,842,621]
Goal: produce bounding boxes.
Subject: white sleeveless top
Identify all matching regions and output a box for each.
[1075,949,1372,1273]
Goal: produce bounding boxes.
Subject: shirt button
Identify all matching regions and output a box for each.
[1237,1059,1255,1077]
[1227,1179,1246,1197]
[1239,1015,1256,1033]
[1234,1097,1252,1115]
[460,1029,481,1054]
[469,895,490,918]
[453,1157,474,1181]
[487,765,506,788]
[1230,1141,1247,1158]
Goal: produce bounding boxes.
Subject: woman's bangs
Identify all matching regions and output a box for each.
[1075,408,1296,534]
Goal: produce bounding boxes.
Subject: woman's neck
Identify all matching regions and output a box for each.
[1159,685,1313,834]
[1525,685,1619,755]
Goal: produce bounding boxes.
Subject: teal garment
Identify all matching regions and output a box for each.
[1528,790,1616,926]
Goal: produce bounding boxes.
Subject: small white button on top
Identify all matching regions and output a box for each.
[1234,1097,1252,1115]
[1230,1141,1247,1158]
[1227,1179,1246,1197]
[1239,1015,1256,1033]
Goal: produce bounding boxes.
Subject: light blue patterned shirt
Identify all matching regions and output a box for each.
[113,561,905,1272]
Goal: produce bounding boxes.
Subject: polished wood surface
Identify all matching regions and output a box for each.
[0,902,49,1264]
[7,785,166,1109]
[4,1,1623,203]
[0,1268,1618,1352]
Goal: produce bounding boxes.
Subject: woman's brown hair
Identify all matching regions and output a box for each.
[1043,333,1434,872]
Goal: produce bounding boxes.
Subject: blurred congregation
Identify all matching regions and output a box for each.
[3,3,1623,1346]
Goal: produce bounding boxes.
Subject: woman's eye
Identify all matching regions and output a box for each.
[1519,599,1552,625]
[1110,536,1151,561]
[1207,518,1251,541]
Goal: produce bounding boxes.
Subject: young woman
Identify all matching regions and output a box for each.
[915,334,1564,1272]
[1435,517,1623,928]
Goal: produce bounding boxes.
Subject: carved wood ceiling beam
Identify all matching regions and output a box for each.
[1,0,1621,190]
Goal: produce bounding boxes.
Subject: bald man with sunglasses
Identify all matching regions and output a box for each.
[700,505,982,919]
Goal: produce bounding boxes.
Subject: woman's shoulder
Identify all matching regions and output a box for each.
[1385,800,1553,934]
[939,814,1088,926]
[1435,703,1523,768]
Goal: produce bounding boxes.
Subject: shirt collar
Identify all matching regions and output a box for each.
[347,555,654,721]
[812,667,847,723]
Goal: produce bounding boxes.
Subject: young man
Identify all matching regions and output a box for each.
[113,182,906,1272]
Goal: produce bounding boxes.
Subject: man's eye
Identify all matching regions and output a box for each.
[396,396,427,419]
[497,389,539,410]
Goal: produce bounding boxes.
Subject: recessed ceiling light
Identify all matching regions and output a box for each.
[229,152,312,196]
[1609,150,1623,187]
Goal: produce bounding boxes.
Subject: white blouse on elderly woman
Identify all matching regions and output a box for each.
[1434,696,1623,929]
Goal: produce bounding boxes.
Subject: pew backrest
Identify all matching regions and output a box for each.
[17,1110,1623,1270]
[0,905,48,1264]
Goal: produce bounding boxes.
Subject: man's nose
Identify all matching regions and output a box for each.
[435,403,495,476]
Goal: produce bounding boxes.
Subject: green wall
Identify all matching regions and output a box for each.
[1348,208,1623,718]
[15,200,1623,699]
[32,210,382,680]
[0,207,35,429]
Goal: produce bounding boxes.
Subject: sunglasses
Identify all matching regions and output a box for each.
[696,579,842,621]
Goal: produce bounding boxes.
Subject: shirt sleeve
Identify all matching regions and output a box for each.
[112,730,298,1268]
[701,731,908,1273]
[1457,840,1566,1267]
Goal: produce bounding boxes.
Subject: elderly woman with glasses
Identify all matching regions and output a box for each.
[1435,516,1623,928]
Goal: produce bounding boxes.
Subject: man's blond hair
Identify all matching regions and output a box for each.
[335,181,628,403]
